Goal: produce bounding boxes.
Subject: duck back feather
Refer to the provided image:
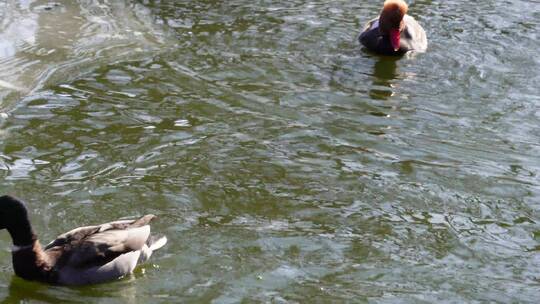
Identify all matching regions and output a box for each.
[46,216,164,285]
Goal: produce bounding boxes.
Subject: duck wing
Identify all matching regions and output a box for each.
[362,17,379,33]
[359,17,395,54]
[45,215,155,268]
[402,15,428,51]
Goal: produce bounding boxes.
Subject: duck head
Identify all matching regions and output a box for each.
[379,0,408,51]
[0,195,35,246]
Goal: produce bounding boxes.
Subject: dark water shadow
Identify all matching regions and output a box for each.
[1,274,139,304]
[1,276,72,304]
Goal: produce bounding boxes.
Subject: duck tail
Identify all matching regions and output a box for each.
[139,235,167,263]
[148,235,167,251]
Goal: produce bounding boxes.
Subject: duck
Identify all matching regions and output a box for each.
[0,195,167,285]
[359,0,427,55]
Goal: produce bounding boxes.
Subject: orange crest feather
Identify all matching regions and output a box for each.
[383,0,408,16]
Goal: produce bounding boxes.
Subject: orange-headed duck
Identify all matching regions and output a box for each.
[0,195,167,285]
[359,0,427,55]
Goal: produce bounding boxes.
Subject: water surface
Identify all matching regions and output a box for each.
[1,0,539,302]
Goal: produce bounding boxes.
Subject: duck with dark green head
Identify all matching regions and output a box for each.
[0,195,167,285]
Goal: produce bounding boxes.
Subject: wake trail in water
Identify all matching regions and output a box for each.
[0,0,174,111]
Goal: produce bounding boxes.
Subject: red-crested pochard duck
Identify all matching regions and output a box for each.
[0,195,167,285]
[359,0,427,55]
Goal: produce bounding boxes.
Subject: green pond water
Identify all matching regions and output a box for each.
[0,0,539,302]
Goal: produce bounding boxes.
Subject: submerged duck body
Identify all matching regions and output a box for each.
[359,0,427,55]
[0,195,167,285]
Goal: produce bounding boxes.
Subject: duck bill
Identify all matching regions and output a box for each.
[390,29,401,51]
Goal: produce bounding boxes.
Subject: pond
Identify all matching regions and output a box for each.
[1,0,539,302]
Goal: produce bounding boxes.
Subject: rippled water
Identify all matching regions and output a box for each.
[1,0,539,302]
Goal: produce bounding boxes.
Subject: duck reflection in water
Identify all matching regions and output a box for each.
[368,56,400,100]
[2,275,138,302]
[2,277,56,303]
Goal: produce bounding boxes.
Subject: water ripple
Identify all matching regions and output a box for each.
[0,0,539,302]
